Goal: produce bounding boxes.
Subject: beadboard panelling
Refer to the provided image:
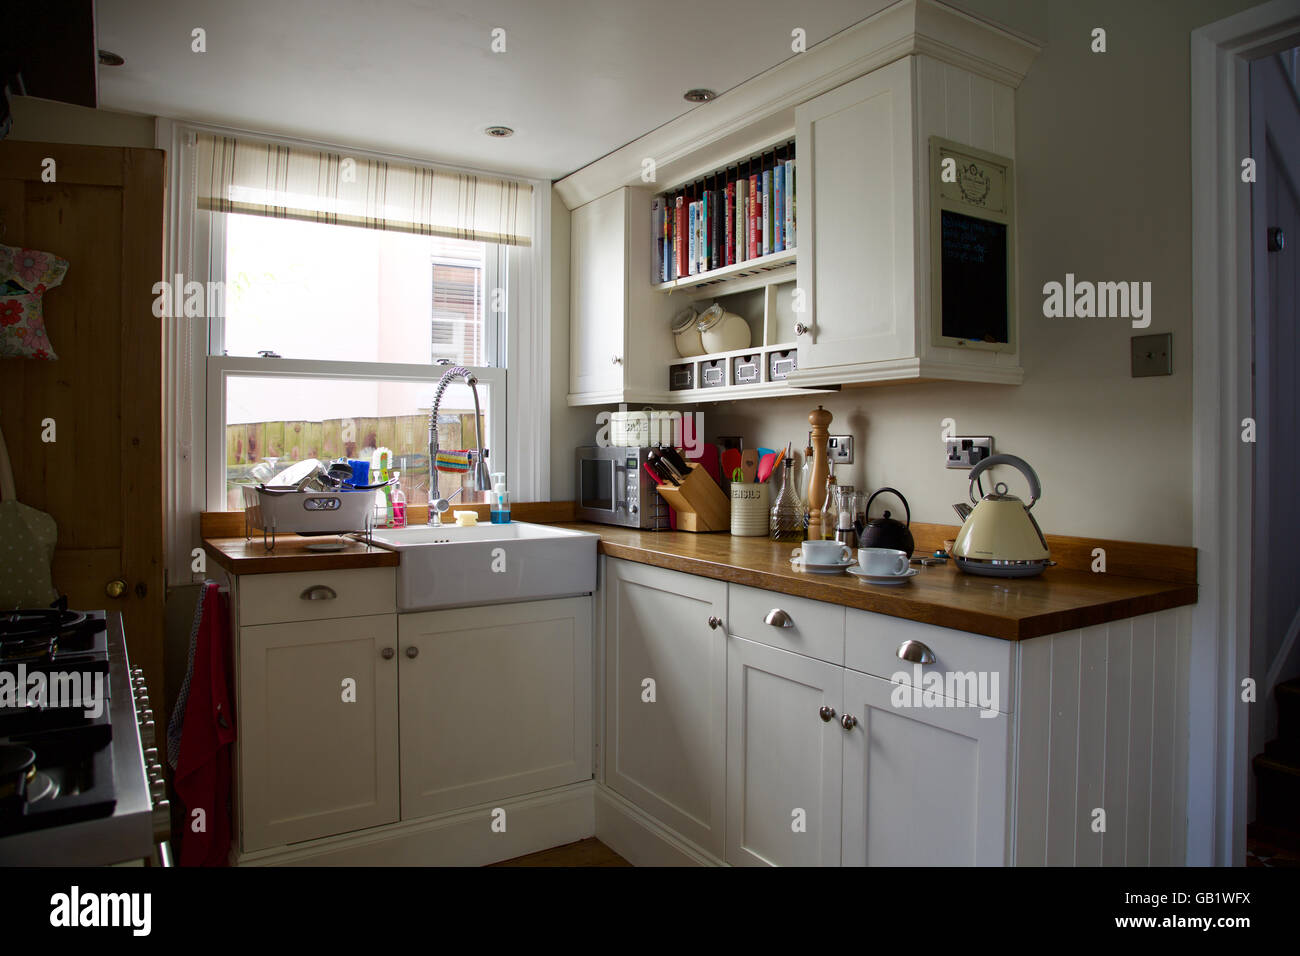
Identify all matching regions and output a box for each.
[1016,609,1190,866]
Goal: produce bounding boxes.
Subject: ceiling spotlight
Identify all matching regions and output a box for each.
[484,126,514,138]
[98,50,126,67]
[683,88,716,103]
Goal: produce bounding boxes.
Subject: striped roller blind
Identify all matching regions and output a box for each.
[194,132,532,246]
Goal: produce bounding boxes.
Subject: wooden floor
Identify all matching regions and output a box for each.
[488,838,631,867]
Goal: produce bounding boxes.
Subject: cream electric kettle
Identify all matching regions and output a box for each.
[950,454,1052,577]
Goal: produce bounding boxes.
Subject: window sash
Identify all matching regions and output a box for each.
[205,357,506,512]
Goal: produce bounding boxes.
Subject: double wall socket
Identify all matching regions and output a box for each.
[808,433,854,464]
[945,436,993,469]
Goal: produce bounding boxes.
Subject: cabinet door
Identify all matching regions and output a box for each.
[796,57,916,368]
[398,597,593,819]
[841,668,1009,866]
[570,187,627,399]
[604,559,727,855]
[726,637,843,867]
[238,614,399,851]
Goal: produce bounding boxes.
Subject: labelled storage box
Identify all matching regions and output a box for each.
[732,353,763,386]
[699,358,727,389]
[768,348,798,382]
[669,362,695,391]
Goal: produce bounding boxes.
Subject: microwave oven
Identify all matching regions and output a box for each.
[575,446,666,529]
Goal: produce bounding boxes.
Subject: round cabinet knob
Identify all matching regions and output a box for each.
[105,579,127,599]
[794,322,809,337]
[611,355,623,365]
[1268,227,1286,252]
[841,714,858,730]
[381,647,395,660]
[405,646,419,659]
[819,705,837,722]
[707,616,723,630]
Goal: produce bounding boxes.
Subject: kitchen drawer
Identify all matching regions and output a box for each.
[727,583,845,665]
[845,609,1014,714]
[239,567,396,626]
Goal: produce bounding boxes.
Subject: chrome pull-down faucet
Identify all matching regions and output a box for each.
[428,362,490,525]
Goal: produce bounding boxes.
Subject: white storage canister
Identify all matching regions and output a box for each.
[697,304,751,353]
[672,307,705,358]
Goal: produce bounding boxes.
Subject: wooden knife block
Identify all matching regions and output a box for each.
[657,463,731,532]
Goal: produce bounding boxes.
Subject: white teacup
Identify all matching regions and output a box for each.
[857,547,910,576]
[792,541,853,565]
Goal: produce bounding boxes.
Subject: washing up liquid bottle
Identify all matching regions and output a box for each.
[390,471,407,529]
[490,472,511,524]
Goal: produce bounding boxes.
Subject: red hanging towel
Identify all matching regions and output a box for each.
[173,583,236,866]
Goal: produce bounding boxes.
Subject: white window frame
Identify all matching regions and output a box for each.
[158,118,551,581]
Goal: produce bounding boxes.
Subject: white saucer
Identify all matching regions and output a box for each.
[791,558,854,575]
[847,566,919,586]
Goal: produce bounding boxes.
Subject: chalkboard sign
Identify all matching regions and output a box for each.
[929,138,1016,352]
[940,210,1008,344]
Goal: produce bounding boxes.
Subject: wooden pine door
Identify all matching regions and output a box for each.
[0,141,165,697]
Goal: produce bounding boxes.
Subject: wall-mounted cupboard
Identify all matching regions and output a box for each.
[559,0,1040,406]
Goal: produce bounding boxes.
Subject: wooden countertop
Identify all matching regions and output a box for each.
[554,523,1198,642]
[204,536,399,575]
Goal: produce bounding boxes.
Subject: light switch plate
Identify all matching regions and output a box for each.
[1131,333,1173,377]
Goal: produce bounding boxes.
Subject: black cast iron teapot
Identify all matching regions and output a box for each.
[858,487,914,555]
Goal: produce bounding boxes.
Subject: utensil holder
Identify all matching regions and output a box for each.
[729,482,770,536]
[657,463,730,532]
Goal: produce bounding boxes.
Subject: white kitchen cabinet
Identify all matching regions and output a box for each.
[725,636,843,867]
[840,668,1009,866]
[789,54,1025,387]
[603,558,727,855]
[237,614,400,852]
[568,186,677,406]
[397,597,593,819]
[796,57,916,370]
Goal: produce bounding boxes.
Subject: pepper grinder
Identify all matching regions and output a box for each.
[806,405,832,541]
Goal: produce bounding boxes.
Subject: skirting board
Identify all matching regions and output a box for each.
[594,785,724,867]
[236,782,595,867]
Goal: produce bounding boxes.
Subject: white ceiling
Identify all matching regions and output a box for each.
[95,0,886,180]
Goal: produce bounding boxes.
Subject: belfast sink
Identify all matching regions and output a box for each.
[366,521,599,611]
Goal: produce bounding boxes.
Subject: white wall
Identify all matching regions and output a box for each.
[684,0,1268,547]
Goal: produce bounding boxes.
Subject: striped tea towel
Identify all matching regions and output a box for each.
[435,450,470,473]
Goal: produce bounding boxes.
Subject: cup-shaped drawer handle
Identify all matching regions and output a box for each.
[300,585,338,601]
[764,609,794,628]
[896,639,936,664]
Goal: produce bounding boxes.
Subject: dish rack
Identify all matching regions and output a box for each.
[242,485,378,552]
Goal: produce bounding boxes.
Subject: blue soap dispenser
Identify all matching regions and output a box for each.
[490,472,511,524]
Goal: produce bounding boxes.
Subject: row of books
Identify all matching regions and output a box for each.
[651,158,796,283]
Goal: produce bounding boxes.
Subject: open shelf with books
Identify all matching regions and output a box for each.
[651,139,796,295]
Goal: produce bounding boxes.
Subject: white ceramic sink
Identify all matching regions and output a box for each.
[366,521,599,611]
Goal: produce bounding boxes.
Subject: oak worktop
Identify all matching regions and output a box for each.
[204,536,399,575]
[555,523,1197,641]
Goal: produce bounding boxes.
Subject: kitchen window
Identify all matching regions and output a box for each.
[161,123,547,580]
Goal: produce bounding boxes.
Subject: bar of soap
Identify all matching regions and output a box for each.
[453,510,478,526]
